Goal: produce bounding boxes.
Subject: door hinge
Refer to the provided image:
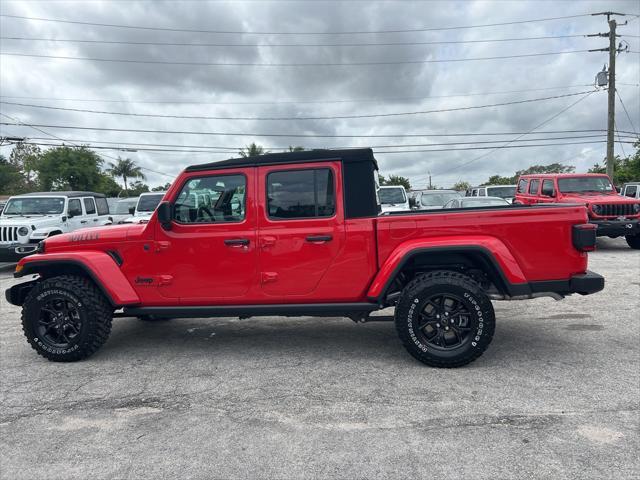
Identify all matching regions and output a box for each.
[261,272,278,284]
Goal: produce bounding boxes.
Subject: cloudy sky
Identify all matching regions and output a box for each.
[1,0,638,189]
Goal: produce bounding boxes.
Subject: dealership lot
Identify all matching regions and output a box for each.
[0,238,638,479]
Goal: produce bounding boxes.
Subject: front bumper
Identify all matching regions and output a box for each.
[0,243,39,262]
[591,218,640,237]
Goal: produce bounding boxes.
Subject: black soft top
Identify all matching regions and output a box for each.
[10,191,106,198]
[185,148,378,172]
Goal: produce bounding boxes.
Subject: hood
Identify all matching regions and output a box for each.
[44,223,147,253]
[0,215,62,226]
[560,192,638,204]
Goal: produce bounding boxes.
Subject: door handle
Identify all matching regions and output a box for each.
[80,220,88,224]
[306,235,332,243]
[224,238,250,247]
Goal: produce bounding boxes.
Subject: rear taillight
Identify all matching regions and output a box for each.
[572,223,597,252]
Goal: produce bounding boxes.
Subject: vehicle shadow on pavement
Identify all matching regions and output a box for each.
[98,315,561,367]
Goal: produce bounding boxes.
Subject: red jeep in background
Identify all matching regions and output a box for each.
[515,173,640,249]
[6,149,604,368]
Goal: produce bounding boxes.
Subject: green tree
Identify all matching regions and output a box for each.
[484,175,515,186]
[380,174,411,191]
[107,157,145,194]
[0,154,25,194]
[96,175,123,197]
[589,142,640,184]
[9,142,41,190]
[152,182,172,192]
[36,146,106,191]
[452,180,471,192]
[128,181,150,196]
[239,143,269,158]
[482,163,575,186]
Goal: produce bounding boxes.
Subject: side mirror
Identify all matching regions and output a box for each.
[156,201,172,230]
[129,206,136,215]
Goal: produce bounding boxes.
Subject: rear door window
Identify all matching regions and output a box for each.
[83,197,96,215]
[267,168,335,219]
[541,179,555,197]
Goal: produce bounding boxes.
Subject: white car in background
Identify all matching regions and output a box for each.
[108,197,139,224]
[467,185,518,203]
[378,185,410,213]
[0,191,112,261]
[415,190,462,210]
[621,182,640,199]
[122,192,166,224]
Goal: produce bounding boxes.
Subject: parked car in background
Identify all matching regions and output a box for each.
[0,191,112,261]
[514,173,640,249]
[378,185,410,213]
[108,197,139,224]
[0,201,6,214]
[122,192,166,224]
[444,196,511,209]
[415,190,462,210]
[621,182,640,199]
[466,185,517,203]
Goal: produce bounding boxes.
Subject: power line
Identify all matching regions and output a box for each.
[0,33,588,47]
[0,49,590,67]
[616,88,639,135]
[0,90,597,121]
[11,133,634,152]
[13,140,631,155]
[0,13,593,35]
[4,122,631,139]
[0,84,596,105]
[431,90,598,178]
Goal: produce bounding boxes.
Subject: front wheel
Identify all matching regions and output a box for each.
[395,270,495,368]
[625,234,640,249]
[21,275,113,362]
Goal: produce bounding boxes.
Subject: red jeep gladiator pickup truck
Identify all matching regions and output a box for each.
[514,173,640,249]
[6,149,604,367]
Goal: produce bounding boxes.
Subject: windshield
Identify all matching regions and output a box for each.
[486,186,516,199]
[378,187,406,204]
[461,198,508,207]
[557,176,614,193]
[136,194,164,213]
[2,197,65,215]
[421,191,460,206]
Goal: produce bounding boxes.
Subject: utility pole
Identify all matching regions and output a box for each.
[590,12,629,179]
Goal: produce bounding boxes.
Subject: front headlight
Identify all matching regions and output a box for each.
[17,226,29,236]
[634,203,640,214]
[591,204,602,215]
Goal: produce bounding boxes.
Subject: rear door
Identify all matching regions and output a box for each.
[257,162,345,297]
[82,197,99,227]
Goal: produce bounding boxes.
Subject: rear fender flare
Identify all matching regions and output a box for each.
[14,252,140,307]
[367,237,528,302]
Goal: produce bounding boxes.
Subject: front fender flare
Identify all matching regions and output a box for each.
[367,237,528,302]
[14,252,140,307]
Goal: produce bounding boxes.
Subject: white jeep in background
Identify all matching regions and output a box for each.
[0,191,112,262]
[122,192,166,224]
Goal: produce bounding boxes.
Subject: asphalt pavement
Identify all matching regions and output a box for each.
[0,238,638,479]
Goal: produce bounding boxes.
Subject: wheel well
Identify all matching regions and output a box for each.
[22,262,115,307]
[381,249,510,304]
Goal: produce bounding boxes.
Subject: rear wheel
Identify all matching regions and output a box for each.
[625,234,640,249]
[395,270,495,368]
[22,275,113,362]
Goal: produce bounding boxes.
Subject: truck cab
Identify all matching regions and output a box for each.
[514,173,640,249]
[6,149,604,367]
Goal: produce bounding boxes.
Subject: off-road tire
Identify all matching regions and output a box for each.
[625,234,640,249]
[395,270,495,368]
[22,275,113,362]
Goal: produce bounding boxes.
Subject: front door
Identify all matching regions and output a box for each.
[257,162,345,297]
[156,170,258,302]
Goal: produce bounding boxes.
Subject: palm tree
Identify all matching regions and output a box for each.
[107,157,145,194]
[239,143,269,158]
